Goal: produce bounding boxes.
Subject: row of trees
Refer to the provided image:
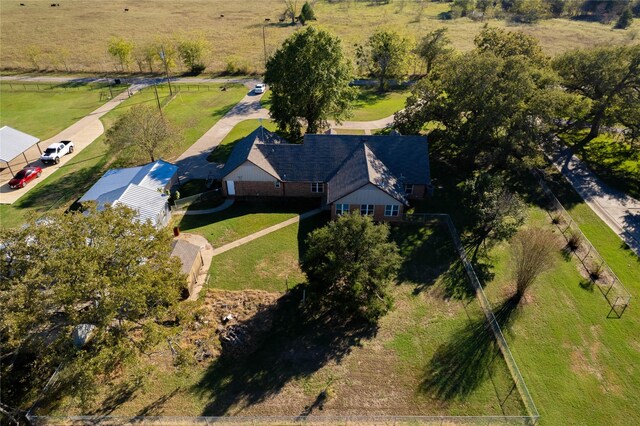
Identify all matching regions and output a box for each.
[446,0,640,26]
[264,24,640,149]
[107,32,210,75]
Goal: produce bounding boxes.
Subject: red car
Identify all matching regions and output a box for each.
[9,166,42,189]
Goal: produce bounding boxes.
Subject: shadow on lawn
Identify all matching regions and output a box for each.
[192,290,377,415]
[420,295,520,402]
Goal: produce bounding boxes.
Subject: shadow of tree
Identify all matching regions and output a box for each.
[390,221,458,295]
[136,387,182,416]
[420,295,520,401]
[89,381,142,415]
[191,290,377,415]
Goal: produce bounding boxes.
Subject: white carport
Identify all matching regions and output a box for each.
[0,126,42,176]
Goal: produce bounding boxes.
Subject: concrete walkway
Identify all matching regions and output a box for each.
[0,87,142,204]
[212,208,323,257]
[180,198,235,215]
[172,232,214,301]
[550,145,640,257]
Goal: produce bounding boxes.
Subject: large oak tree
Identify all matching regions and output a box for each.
[0,205,184,411]
[553,45,640,146]
[264,26,356,139]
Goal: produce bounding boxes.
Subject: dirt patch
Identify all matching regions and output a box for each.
[172,289,281,363]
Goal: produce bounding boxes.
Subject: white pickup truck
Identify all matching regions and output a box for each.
[40,140,74,164]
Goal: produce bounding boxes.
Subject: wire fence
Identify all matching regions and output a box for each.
[28,415,538,425]
[531,168,632,318]
[171,190,220,212]
[403,213,540,425]
[0,82,115,92]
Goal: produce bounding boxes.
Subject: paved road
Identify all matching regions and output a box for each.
[550,145,640,257]
[0,86,142,205]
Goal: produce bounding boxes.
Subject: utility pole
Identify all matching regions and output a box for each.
[263,18,271,68]
[153,84,163,116]
[160,45,173,96]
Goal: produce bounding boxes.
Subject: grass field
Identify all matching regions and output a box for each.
[0,82,125,139]
[480,201,640,426]
[207,119,277,164]
[350,88,410,121]
[1,1,638,73]
[0,83,246,229]
[47,220,527,418]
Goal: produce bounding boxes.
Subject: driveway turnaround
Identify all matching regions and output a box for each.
[175,89,268,181]
[550,145,640,257]
[0,86,141,205]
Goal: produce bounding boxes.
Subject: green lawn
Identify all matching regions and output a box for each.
[209,212,329,292]
[259,87,408,123]
[480,202,640,426]
[207,119,277,163]
[561,132,640,200]
[332,129,367,135]
[49,219,526,417]
[0,84,246,229]
[350,88,410,121]
[177,198,320,248]
[0,82,126,140]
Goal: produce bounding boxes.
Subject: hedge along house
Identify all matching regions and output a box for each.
[219,127,431,221]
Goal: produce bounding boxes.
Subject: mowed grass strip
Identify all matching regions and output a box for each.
[480,202,640,425]
[207,119,277,163]
[0,84,246,229]
[0,82,125,140]
[1,1,638,73]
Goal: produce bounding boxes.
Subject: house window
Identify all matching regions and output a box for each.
[384,205,399,217]
[275,181,281,188]
[404,184,414,195]
[360,204,374,216]
[336,203,349,216]
[311,182,324,193]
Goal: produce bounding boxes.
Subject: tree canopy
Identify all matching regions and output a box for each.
[302,213,401,324]
[367,30,411,91]
[553,45,640,146]
[264,26,356,139]
[0,205,184,410]
[416,28,452,76]
[177,32,210,75]
[395,28,570,172]
[107,37,134,71]
[461,174,526,261]
[106,104,179,163]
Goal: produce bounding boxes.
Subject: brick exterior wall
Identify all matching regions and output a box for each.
[283,182,325,199]
[227,181,283,197]
[331,203,404,222]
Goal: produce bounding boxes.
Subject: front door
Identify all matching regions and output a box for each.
[226,180,235,196]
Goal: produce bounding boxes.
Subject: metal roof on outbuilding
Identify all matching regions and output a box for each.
[0,126,40,163]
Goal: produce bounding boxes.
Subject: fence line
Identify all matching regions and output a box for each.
[531,168,631,318]
[28,414,537,425]
[0,83,114,92]
[171,189,219,211]
[404,213,539,424]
